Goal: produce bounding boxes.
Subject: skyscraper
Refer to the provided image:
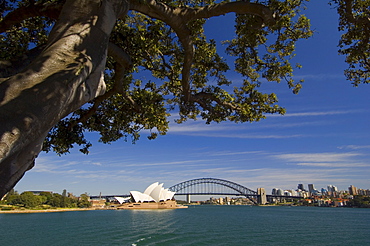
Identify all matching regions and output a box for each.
[349,185,358,195]
[308,184,315,193]
[298,184,305,191]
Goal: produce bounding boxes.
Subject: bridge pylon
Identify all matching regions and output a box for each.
[186,194,191,203]
[257,188,267,205]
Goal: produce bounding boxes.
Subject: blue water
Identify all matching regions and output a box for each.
[1,206,369,245]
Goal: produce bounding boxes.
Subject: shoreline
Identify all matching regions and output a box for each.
[0,208,98,214]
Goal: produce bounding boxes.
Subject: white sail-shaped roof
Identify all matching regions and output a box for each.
[149,183,164,202]
[114,197,131,204]
[166,190,176,200]
[144,182,159,196]
[159,189,175,201]
[129,182,176,203]
[159,188,167,201]
[131,191,155,202]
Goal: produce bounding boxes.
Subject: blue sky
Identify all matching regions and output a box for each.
[15,1,370,196]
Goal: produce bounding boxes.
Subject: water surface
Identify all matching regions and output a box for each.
[1,206,369,245]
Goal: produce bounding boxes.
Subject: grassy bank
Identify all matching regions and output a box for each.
[0,207,97,214]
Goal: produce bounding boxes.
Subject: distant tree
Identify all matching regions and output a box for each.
[47,193,63,207]
[0,0,368,197]
[347,195,370,208]
[3,188,18,201]
[39,191,53,203]
[18,191,43,208]
[78,193,92,208]
[42,192,77,207]
[6,192,21,206]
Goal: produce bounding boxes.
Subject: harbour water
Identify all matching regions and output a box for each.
[1,205,369,245]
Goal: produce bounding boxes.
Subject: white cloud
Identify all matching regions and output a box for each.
[296,162,370,167]
[168,123,226,133]
[274,152,361,163]
[338,145,370,150]
[275,110,355,117]
[206,150,263,156]
[166,109,356,138]
[91,162,102,166]
[125,159,211,167]
[171,131,306,139]
[293,73,345,81]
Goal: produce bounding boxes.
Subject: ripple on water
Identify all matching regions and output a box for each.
[1,206,370,245]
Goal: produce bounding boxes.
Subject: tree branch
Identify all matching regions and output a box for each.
[108,42,132,71]
[72,42,138,126]
[130,0,195,100]
[183,1,274,24]
[129,0,274,24]
[0,1,64,33]
[192,91,238,111]
[129,0,274,102]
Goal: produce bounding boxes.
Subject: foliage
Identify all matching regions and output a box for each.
[330,0,370,86]
[0,0,368,156]
[3,190,92,208]
[347,195,370,208]
[7,191,44,208]
[78,193,92,208]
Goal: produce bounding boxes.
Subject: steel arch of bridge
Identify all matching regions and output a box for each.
[168,178,257,202]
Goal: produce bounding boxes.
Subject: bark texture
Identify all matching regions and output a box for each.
[0,0,128,197]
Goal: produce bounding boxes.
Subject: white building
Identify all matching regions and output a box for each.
[115,182,175,204]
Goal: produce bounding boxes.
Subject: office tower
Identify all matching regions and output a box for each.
[298,183,305,191]
[308,184,315,193]
[349,185,358,195]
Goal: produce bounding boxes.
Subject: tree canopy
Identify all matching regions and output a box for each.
[3,190,92,208]
[0,0,369,197]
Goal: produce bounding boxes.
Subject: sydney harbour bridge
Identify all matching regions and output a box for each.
[168,178,260,204]
[91,178,303,205]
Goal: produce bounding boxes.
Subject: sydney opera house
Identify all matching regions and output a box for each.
[115,182,187,209]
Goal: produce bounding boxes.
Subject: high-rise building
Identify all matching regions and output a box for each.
[277,189,284,196]
[326,185,338,196]
[272,188,278,196]
[298,184,305,191]
[308,184,315,193]
[333,186,338,192]
[349,185,358,195]
[327,185,333,192]
[321,188,328,195]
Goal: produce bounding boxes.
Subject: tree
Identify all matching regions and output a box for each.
[17,191,43,208]
[0,0,368,197]
[5,190,21,205]
[3,188,18,200]
[330,0,370,86]
[39,191,53,201]
[347,195,370,208]
[78,193,91,208]
[47,192,63,207]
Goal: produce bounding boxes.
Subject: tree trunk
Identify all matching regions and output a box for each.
[0,0,127,197]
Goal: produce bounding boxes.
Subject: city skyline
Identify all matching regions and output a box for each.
[13,1,370,196]
[16,180,369,197]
